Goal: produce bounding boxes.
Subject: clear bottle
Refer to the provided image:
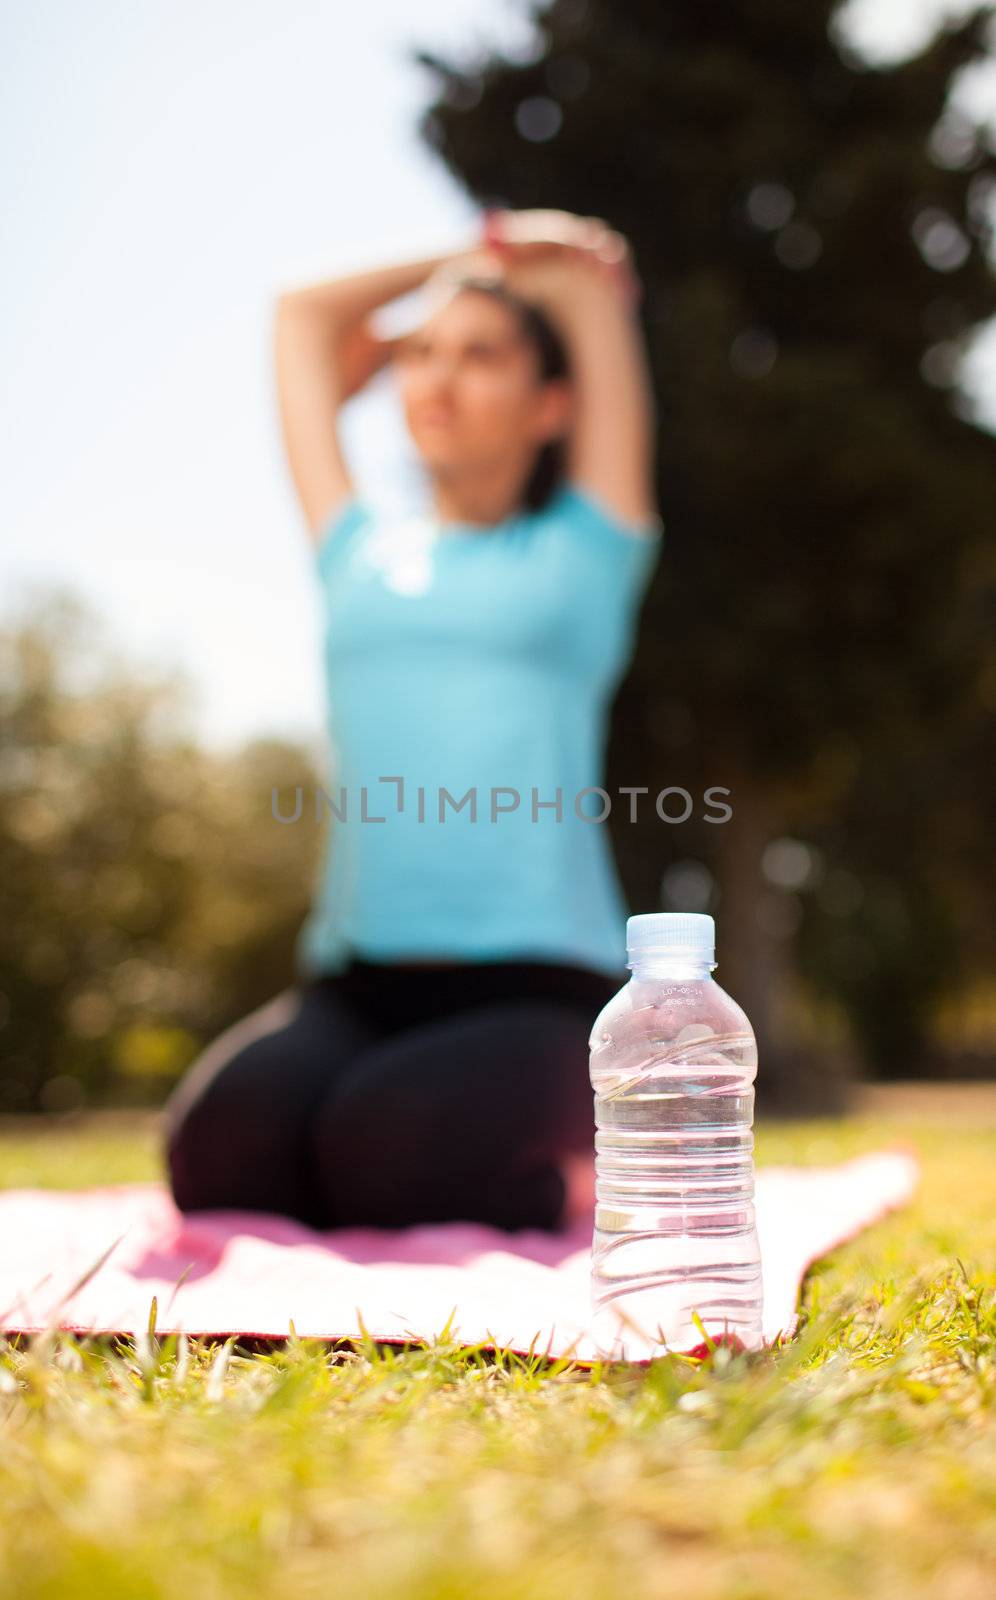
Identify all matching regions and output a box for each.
[587,912,764,1359]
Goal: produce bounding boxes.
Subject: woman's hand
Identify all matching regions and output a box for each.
[481,208,642,306]
[425,210,641,310]
[495,249,611,315]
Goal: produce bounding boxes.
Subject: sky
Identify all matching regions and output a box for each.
[3,0,995,752]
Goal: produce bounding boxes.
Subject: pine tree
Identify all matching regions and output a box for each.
[413,1,996,1109]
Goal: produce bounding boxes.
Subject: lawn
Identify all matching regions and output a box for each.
[0,1091,993,1600]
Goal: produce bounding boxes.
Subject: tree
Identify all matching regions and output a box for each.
[412,0,996,1108]
[0,589,322,1111]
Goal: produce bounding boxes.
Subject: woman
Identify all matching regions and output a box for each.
[164,208,663,1235]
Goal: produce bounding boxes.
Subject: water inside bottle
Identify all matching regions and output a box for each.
[589,1027,764,1360]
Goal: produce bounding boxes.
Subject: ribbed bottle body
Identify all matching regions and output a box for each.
[588,961,763,1359]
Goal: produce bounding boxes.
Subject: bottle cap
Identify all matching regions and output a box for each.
[626,912,715,965]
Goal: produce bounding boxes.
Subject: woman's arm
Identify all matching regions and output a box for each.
[496,218,659,532]
[273,241,477,540]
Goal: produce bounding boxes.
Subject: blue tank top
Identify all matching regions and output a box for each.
[295,480,663,980]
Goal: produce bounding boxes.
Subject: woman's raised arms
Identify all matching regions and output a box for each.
[489,211,659,533]
[273,245,472,542]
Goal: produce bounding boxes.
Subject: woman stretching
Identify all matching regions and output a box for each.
[164,208,663,1234]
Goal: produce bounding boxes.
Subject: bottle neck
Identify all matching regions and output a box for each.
[628,956,716,981]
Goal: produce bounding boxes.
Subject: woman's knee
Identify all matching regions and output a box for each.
[163,990,301,1211]
[309,997,593,1230]
[163,991,299,1132]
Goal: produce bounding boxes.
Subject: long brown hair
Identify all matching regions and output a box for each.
[448,276,572,513]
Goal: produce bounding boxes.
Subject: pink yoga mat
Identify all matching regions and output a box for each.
[0,1149,919,1364]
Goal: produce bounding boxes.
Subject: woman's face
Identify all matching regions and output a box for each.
[393,289,571,480]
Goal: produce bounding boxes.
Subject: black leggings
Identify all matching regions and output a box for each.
[163,957,623,1235]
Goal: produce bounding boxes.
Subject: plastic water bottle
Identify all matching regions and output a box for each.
[587,912,764,1359]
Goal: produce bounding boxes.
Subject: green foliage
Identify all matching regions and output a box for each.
[0,590,324,1111]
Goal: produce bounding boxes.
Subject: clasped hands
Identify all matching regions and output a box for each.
[433,207,642,310]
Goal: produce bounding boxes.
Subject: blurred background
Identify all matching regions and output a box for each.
[3,0,995,1117]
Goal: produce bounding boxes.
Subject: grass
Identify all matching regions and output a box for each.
[0,1094,993,1600]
